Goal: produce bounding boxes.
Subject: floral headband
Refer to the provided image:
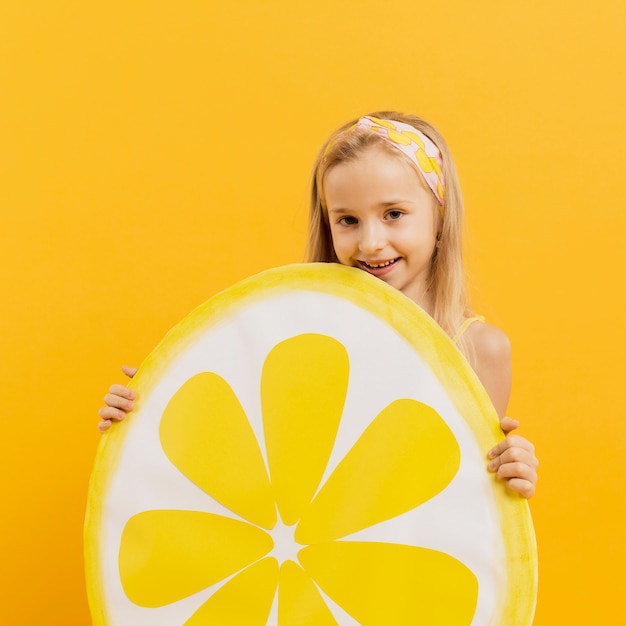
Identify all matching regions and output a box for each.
[324,115,445,216]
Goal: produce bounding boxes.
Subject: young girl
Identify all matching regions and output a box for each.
[98,111,538,498]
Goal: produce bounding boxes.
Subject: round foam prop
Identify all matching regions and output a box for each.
[85,263,537,626]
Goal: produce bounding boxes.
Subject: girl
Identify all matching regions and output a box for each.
[98,111,538,498]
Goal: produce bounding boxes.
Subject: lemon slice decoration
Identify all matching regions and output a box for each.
[85,263,537,625]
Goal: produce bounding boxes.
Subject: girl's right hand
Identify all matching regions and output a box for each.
[98,365,138,433]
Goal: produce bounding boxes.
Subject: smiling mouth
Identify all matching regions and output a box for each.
[358,258,400,274]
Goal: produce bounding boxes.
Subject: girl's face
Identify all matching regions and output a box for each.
[324,146,441,306]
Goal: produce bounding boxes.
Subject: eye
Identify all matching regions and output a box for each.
[338,216,358,226]
[386,209,403,221]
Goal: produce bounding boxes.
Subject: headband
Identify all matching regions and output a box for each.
[354,116,445,210]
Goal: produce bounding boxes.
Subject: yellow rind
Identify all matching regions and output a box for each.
[84,262,537,625]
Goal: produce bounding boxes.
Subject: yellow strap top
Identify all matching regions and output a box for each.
[452,315,485,344]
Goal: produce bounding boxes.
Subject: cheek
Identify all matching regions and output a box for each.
[328,228,352,261]
[396,227,437,258]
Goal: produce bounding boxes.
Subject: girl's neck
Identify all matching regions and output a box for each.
[412,285,435,316]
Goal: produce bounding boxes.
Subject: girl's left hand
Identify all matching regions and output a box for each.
[487,417,538,499]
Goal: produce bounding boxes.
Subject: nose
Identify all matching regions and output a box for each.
[358,220,386,254]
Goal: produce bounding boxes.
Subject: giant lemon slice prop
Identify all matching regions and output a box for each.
[85,263,537,626]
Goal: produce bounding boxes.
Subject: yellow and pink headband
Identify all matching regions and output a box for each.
[325,116,446,213]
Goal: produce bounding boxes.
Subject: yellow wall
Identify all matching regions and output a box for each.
[1,1,624,623]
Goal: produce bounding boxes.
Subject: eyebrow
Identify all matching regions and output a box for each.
[328,200,410,214]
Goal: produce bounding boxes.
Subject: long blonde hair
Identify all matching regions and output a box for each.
[306,110,471,339]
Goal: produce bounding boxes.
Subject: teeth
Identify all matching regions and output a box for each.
[365,259,396,268]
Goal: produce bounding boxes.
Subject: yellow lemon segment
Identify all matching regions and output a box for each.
[118,510,273,607]
[299,541,478,625]
[278,560,338,626]
[296,399,460,544]
[160,372,276,529]
[262,334,349,525]
[184,558,279,626]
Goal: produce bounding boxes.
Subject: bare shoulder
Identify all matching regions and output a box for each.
[463,320,512,418]
[464,321,511,367]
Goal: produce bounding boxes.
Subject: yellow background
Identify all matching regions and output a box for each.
[1,1,624,624]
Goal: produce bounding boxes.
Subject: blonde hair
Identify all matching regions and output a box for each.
[306,110,472,340]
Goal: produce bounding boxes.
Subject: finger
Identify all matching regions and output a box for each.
[105,385,135,411]
[109,383,135,400]
[499,416,520,434]
[495,461,538,484]
[487,453,539,472]
[98,419,112,434]
[488,445,538,472]
[122,365,138,378]
[492,460,538,500]
[488,454,535,473]
[504,477,536,499]
[98,406,128,422]
[488,434,535,461]
[103,395,134,414]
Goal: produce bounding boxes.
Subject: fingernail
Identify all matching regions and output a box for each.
[488,449,496,459]
[488,461,497,470]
